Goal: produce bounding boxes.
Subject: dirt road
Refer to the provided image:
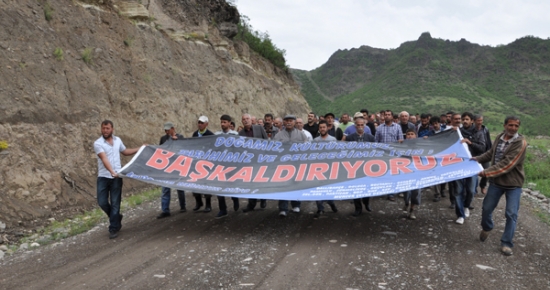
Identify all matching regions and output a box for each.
[1,189,550,289]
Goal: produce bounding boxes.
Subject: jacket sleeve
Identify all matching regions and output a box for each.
[483,139,527,178]
[469,130,486,156]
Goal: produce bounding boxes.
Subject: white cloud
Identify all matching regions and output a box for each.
[235,0,550,70]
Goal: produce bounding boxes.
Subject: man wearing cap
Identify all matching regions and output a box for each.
[324,113,344,140]
[157,122,187,219]
[214,115,240,218]
[239,113,269,212]
[344,112,372,139]
[192,116,214,212]
[274,115,308,217]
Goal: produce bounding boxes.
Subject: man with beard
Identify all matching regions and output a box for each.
[303,112,319,138]
[375,110,403,201]
[263,113,279,139]
[324,113,344,140]
[312,120,338,218]
[454,112,486,224]
[474,115,492,194]
[214,115,240,218]
[346,117,375,216]
[239,113,269,212]
[192,116,215,213]
[473,116,526,256]
[156,122,186,219]
[94,120,141,239]
[274,115,308,217]
[417,113,432,137]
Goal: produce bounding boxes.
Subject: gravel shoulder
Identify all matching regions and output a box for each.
[1,188,550,289]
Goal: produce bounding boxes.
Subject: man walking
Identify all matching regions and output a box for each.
[94,120,140,239]
[375,110,403,201]
[157,122,186,219]
[192,116,214,213]
[214,115,240,218]
[274,115,308,217]
[312,120,338,218]
[473,116,527,256]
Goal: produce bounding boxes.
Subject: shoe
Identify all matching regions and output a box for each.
[193,203,203,211]
[260,200,267,209]
[501,246,513,256]
[215,211,228,219]
[408,211,416,220]
[109,230,118,239]
[449,203,455,209]
[233,202,239,212]
[402,205,409,213]
[479,230,490,242]
[242,207,254,213]
[398,193,404,198]
[455,217,464,224]
[313,210,323,218]
[157,212,171,219]
[433,196,441,202]
[329,203,338,213]
[464,208,470,218]
[352,210,362,217]
[279,211,287,217]
[203,207,212,213]
[292,207,300,213]
[180,208,187,213]
[388,195,396,202]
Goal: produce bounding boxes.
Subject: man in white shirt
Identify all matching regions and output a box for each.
[93,120,140,239]
[295,117,313,141]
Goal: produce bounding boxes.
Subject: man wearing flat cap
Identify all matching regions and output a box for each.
[157,122,187,219]
[273,114,308,217]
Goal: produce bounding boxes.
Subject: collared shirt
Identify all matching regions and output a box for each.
[344,124,371,136]
[375,122,403,143]
[215,129,239,135]
[94,135,126,178]
[494,133,519,164]
[298,129,313,141]
[243,127,254,138]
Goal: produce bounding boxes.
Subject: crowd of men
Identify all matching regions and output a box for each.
[94,109,526,257]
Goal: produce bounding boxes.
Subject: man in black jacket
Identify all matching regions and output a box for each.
[157,122,186,219]
[192,116,214,212]
[346,117,375,216]
[239,113,269,212]
[474,115,492,194]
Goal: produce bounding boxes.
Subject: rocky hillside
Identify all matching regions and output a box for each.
[292,33,550,134]
[0,0,309,228]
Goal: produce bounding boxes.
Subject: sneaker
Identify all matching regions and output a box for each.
[408,211,416,220]
[455,217,464,224]
[388,195,396,201]
[215,211,228,219]
[292,207,300,213]
[329,203,338,213]
[109,230,118,239]
[464,208,470,218]
[402,205,409,213]
[352,209,362,217]
[157,212,171,219]
[313,210,323,218]
[193,203,203,212]
[479,230,490,242]
[501,246,513,256]
[179,208,187,213]
[279,211,287,217]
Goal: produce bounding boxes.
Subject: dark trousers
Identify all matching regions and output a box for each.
[218,196,239,212]
[97,177,123,232]
[353,198,370,210]
[193,193,211,207]
[246,198,266,210]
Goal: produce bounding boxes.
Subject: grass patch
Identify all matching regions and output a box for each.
[44,2,53,21]
[0,140,8,150]
[11,188,160,253]
[123,36,134,47]
[81,47,93,64]
[534,210,550,226]
[53,47,63,60]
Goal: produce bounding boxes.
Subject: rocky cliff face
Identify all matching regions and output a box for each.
[0,0,309,228]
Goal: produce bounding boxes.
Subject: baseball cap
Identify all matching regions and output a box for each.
[163,122,174,130]
[198,116,209,123]
[353,112,363,119]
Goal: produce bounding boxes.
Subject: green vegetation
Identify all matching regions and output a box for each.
[123,36,133,47]
[44,2,53,21]
[81,48,93,64]
[294,34,550,135]
[524,137,550,197]
[234,15,288,71]
[53,47,63,60]
[14,188,160,250]
[0,140,8,150]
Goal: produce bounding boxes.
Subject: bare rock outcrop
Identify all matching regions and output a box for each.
[0,0,309,228]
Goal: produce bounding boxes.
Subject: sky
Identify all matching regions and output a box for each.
[233,0,550,70]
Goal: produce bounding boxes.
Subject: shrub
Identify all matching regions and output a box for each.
[53,47,63,60]
[0,141,8,150]
[81,48,93,64]
[44,3,53,21]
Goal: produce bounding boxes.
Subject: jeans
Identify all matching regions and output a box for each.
[455,176,476,218]
[161,187,186,213]
[481,184,522,248]
[97,177,123,232]
[404,189,421,206]
[279,200,301,212]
